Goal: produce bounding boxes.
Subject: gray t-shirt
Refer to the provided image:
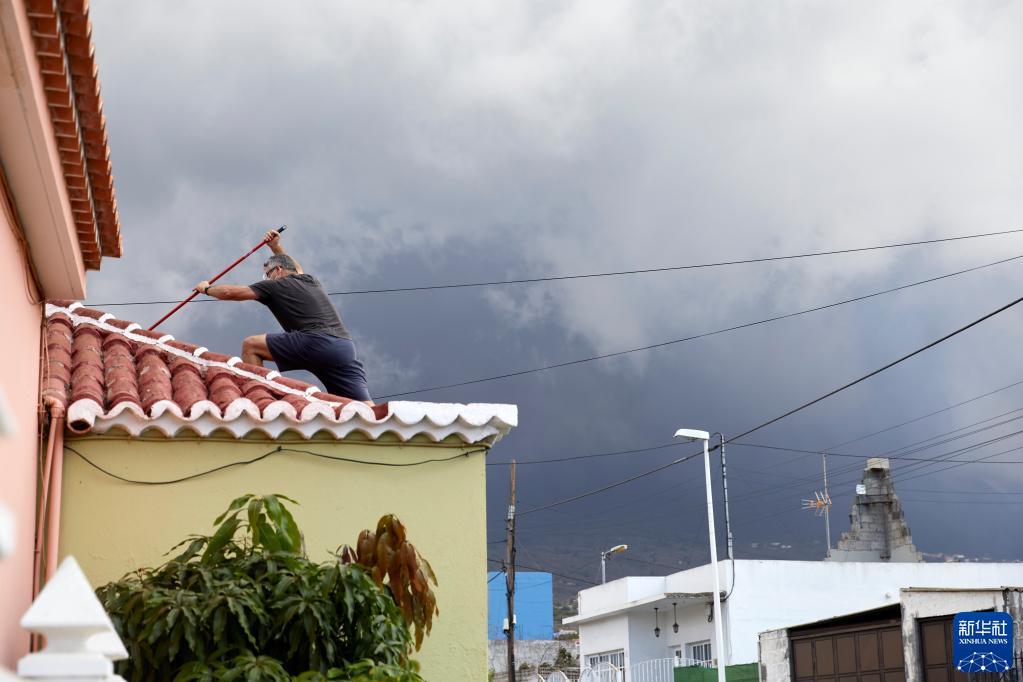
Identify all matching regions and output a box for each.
[249,274,350,339]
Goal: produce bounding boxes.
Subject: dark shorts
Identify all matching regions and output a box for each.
[266,331,372,401]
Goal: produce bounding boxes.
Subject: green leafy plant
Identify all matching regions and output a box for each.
[97,494,427,682]
[337,514,439,650]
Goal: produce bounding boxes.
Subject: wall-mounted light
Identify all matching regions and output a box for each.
[673,602,679,634]
[706,603,713,623]
[654,607,661,638]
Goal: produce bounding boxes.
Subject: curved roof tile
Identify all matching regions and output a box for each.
[44,302,516,445]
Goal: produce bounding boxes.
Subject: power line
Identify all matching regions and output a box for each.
[725,292,1023,445]
[379,253,1023,398]
[733,439,1023,464]
[66,444,486,485]
[502,399,1023,537]
[826,376,1023,450]
[715,384,1023,515]
[732,448,1023,529]
[517,450,704,517]
[487,442,681,466]
[560,402,1023,535]
[681,297,1023,510]
[900,498,1023,505]
[900,487,1023,494]
[725,405,1023,486]
[486,557,597,586]
[720,376,1023,501]
[514,288,1023,519]
[86,228,1023,307]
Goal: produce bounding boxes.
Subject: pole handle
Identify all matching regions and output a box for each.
[147,224,288,330]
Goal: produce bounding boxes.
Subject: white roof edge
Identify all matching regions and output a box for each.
[45,305,517,445]
[565,591,717,625]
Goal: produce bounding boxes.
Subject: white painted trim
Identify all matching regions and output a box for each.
[0,0,86,298]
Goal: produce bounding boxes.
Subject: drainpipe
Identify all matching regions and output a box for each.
[44,407,65,586]
[33,398,65,598]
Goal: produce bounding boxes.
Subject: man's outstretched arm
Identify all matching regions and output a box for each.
[193,281,259,300]
[265,229,303,274]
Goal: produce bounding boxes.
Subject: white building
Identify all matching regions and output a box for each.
[759,587,1023,681]
[566,559,1023,672]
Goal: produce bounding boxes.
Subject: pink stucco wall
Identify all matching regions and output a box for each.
[0,208,41,667]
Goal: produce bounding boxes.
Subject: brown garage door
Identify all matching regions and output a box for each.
[790,606,905,682]
[918,616,968,682]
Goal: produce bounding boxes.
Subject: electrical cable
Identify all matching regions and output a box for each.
[724,292,1023,445]
[65,444,486,485]
[826,376,1023,450]
[720,375,1023,499]
[517,451,704,517]
[487,442,681,466]
[502,413,1023,546]
[86,228,1023,307]
[717,400,1023,513]
[502,403,1023,544]
[722,440,1023,526]
[379,253,1023,398]
[899,487,1023,494]
[486,557,597,586]
[511,291,1023,518]
[732,439,1023,464]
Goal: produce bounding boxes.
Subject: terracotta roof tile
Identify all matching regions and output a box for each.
[24,0,121,265]
[43,302,517,445]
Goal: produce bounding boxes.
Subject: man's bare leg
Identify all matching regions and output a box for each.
[241,334,274,367]
[242,334,374,406]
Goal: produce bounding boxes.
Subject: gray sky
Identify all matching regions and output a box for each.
[86,1,1023,588]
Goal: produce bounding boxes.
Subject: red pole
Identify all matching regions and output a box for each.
[148,225,286,330]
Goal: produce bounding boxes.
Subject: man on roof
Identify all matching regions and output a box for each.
[193,230,373,404]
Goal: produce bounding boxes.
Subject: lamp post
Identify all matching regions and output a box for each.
[674,428,726,682]
[600,544,628,584]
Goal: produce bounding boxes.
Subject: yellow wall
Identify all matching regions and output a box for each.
[59,435,490,681]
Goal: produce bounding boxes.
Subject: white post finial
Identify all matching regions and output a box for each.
[18,556,127,680]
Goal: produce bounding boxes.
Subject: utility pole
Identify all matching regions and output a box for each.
[505,460,517,682]
[718,433,734,561]
[823,452,831,554]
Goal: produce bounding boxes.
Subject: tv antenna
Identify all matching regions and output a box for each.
[800,453,833,555]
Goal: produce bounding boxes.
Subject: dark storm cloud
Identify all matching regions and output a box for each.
[86,0,1023,585]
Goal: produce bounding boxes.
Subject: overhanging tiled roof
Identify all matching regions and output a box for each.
[25,0,121,267]
[43,302,517,444]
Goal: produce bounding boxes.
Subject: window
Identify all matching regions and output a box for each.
[687,641,712,667]
[587,650,625,670]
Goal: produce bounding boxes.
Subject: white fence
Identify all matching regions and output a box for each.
[629,657,675,682]
[578,662,623,682]
[574,657,716,682]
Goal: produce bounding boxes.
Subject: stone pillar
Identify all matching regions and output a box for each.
[826,458,922,563]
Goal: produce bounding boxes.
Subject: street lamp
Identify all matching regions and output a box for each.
[674,428,726,682]
[600,544,628,584]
